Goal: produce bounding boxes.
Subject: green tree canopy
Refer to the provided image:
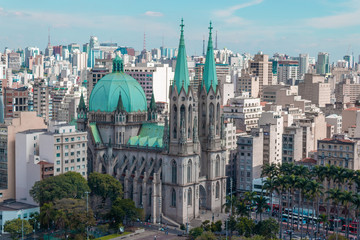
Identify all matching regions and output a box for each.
[189,227,204,239]
[253,218,279,240]
[195,231,217,240]
[88,172,123,201]
[4,218,33,240]
[30,172,90,205]
[107,198,143,226]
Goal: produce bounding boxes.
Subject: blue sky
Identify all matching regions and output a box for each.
[0,0,359,61]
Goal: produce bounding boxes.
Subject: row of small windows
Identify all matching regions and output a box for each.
[56,136,86,142]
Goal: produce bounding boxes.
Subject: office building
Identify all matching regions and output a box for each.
[298,73,331,107]
[316,52,330,75]
[249,53,274,95]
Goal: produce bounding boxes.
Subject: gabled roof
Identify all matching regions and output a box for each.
[89,122,102,144]
[127,123,164,148]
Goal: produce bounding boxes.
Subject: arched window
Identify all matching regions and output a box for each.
[171,160,177,184]
[139,186,143,206]
[202,103,206,130]
[171,188,176,207]
[148,187,152,207]
[215,155,220,177]
[180,105,186,128]
[173,105,177,139]
[216,181,220,199]
[209,103,214,125]
[216,103,220,135]
[187,159,192,183]
[188,105,192,138]
[187,188,192,206]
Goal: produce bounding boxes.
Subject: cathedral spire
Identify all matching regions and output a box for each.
[202,21,218,93]
[173,18,190,94]
[113,55,124,73]
[149,92,157,111]
[78,92,86,112]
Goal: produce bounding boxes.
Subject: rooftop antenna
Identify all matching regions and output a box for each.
[202,35,205,56]
[215,30,218,50]
[143,32,146,51]
[48,27,51,47]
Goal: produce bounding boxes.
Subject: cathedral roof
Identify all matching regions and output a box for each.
[89,57,147,113]
[173,18,190,94]
[89,122,102,144]
[127,123,164,148]
[201,21,218,93]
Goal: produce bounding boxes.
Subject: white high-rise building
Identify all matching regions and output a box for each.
[298,53,309,79]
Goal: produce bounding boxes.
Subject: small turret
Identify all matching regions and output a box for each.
[148,92,157,121]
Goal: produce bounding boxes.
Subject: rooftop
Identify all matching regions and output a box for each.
[0,201,38,211]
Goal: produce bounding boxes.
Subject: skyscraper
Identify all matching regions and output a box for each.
[298,53,309,79]
[316,52,330,75]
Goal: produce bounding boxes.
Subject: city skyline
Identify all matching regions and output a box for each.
[1,0,360,61]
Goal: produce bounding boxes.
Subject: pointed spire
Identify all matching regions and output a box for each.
[116,93,125,112]
[173,18,190,94]
[78,92,86,111]
[149,92,157,111]
[202,21,218,93]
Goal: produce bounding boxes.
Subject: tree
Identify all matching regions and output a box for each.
[352,193,360,240]
[236,201,250,218]
[201,220,211,231]
[236,217,255,237]
[108,198,142,226]
[339,190,353,238]
[39,202,55,229]
[189,227,203,239]
[210,220,222,232]
[195,231,217,240]
[52,198,95,238]
[327,188,342,238]
[318,214,328,236]
[223,195,238,216]
[29,212,40,232]
[262,178,277,217]
[253,218,279,240]
[88,172,123,202]
[253,196,269,221]
[30,172,90,205]
[4,218,33,240]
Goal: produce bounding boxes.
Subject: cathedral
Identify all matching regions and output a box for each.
[77,20,227,225]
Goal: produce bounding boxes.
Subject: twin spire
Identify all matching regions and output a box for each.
[173,19,218,94]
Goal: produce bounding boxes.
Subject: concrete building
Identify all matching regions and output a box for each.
[86,64,110,103]
[235,69,260,98]
[249,53,274,95]
[277,60,299,85]
[40,122,88,177]
[341,107,360,133]
[4,87,28,118]
[223,93,262,132]
[325,114,342,135]
[236,128,263,192]
[298,53,309,79]
[282,125,303,163]
[0,112,46,202]
[335,79,360,104]
[33,79,52,123]
[298,73,331,107]
[259,108,283,165]
[7,52,21,71]
[125,63,174,104]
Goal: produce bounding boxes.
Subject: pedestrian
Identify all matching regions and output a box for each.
[154,235,157,240]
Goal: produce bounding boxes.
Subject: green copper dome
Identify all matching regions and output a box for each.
[89,58,147,113]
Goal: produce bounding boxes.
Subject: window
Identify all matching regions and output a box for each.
[82,165,85,169]
[171,160,177,184]
[65,145,69,149]
[56,146,60,150]
[77,166,80,170]
[56,160,60,165]
[77,137,80,140]
[77,158,80,162]
[215,155,220,177]
[65,138,69,142]
[56,168,60,172]
[71,159,74,163]
[56,153,60,157]
[215,181,220,199]
[65,160,69,164]
[65,167,68,171]
[187,188,192,206]
[71,167,74,171]
[148,187,152,206]
[171,189,176,207]
[56,138,60,143]
[65,153,68,157]
[187,160,192,183]
[71,138,74,141]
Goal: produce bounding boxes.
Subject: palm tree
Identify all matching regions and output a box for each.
[262,177,277,217]
[40,202,54,230]
[285,174,296,229]
[294,165,309,177]
[254,195,270,221]
[276,175,288,240]
[244,191,257,211]
[339,190,353,238]
[325,165,338,219]
[318,213,328,237]
[295,176,309,234]
[223,195,238,217]
[327,188,342,237]
[306,180,324,238]
[351,193,360,240]
[312,165,327,183]
[261,163,279,178]
[236,201,250,218]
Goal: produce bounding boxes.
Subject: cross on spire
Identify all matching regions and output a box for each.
[180,18,184,33]
[209,21,213,34]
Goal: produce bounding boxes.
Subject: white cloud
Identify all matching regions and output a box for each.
[304,8,360,28]
[0,7,28,17]
[144,11,163,17]
[214,0,263,18]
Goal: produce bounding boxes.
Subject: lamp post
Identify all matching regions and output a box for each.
[85,191,90,240]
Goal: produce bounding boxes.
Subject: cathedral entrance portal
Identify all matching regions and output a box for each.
[199,185,207,210]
